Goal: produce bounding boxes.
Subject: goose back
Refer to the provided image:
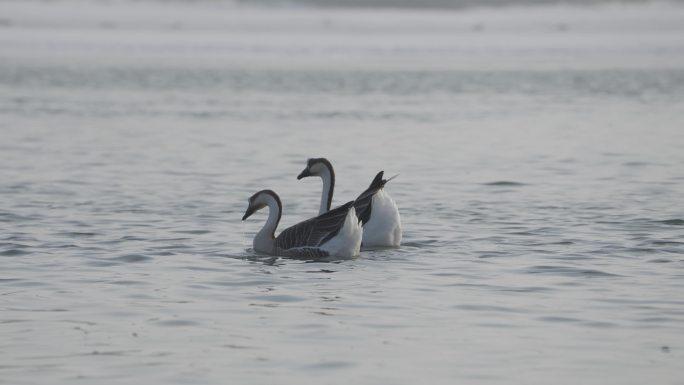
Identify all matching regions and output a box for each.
[275,201,356,251]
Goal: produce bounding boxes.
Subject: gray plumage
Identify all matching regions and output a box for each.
[274,200,355,255]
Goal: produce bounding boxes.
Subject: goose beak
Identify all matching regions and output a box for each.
[242,205,256,221]
[297,168,312,180]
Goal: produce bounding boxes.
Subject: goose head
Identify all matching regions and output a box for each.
[297,158,333,180]
[242,190,280,221]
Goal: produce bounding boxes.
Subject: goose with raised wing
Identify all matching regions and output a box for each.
[242,189,362,259]
[297,158,402,247]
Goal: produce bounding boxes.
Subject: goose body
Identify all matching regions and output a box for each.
[356,185,402,247]
[297,158,402,247]
[242,189,362,259]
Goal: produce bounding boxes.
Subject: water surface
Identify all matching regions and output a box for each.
[1,1,683,384]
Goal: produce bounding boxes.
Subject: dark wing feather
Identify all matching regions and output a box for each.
[354,171,388,225]
[309,201,355,245]
[281,247,330,259]
[275,201,354,250]
[354,195,373,225]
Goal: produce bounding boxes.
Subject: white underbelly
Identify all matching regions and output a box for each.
[362,189,402,247]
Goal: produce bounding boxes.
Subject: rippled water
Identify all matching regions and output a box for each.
[1,1,684,384]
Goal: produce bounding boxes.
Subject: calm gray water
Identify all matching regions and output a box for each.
[1,1,684,384]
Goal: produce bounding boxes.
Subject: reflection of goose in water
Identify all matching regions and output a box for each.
[297,158,402,247]
[241,189,362,259]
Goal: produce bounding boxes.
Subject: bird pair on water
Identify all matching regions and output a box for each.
[242,158,402,259]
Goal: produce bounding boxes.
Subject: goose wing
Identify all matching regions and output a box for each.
[275,201,354,250]
[354,171,389,225]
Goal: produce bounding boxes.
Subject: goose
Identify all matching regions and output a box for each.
[241,189,362,259]
[297,158,402,247]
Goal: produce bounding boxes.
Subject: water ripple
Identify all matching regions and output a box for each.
[110,254,153,263]
[482,181,528,186]
[525,265,621,277]
[0,249,30,256]
[656,219,684,226]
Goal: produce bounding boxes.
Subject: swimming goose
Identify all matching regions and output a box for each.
[297,158,402,247]
[242,189,362,259]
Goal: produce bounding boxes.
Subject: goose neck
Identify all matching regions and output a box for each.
[254,192,282,253]
[319,167,335,215]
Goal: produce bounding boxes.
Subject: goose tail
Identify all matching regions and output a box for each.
[357,171,397,201]
[369,171,399,190]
